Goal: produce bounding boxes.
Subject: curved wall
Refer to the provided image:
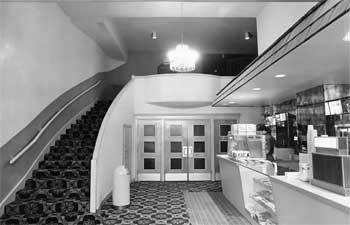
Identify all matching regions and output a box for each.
[91,74,264,212]
[142,74,222,107]
[0,2,123,212]
[0,2,122,147]
[91,80,135,212]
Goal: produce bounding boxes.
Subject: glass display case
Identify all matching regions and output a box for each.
[234,159,277,225]
[247,176,277,225]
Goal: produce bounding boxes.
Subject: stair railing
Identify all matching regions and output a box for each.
[9,81,101,165]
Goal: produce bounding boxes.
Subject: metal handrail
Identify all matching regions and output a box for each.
[9,81,101,165]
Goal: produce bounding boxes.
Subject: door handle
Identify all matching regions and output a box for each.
[188,146,193,157]
[182,146,188,157]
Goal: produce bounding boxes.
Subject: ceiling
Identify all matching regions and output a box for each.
[217,12,350,106]
[110,17,258,54]
[59,1,271,60]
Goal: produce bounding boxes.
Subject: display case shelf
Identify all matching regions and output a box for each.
[251,194,277,216]
[254,177,273,191]
[245,205,277,225]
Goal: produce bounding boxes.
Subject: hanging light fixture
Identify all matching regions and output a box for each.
[167,1,199,72]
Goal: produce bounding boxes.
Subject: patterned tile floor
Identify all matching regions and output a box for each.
[99,181,222,225]
[98,181,249,225]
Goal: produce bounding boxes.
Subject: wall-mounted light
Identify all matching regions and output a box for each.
[244,32,253,40]
[274,74,287,78]
[151,31,157,40]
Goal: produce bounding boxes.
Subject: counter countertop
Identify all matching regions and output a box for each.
[270,175,350,212]
[216,154,273,176]
[218,155,350,212]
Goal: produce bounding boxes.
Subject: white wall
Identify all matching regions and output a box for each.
[256,2,316,54]
[91,80,135,212]
[134,74,264,123]
[0,3,122,146]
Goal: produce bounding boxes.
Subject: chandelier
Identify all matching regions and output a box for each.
[167,2,199,72]
[167,44,199,72]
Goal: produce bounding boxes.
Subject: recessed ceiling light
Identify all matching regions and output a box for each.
[343,31,350,42]
[274,74,287,78]
[229,101,235,104]
[252,87,261,91]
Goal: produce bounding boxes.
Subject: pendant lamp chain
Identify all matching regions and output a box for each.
[181,1,184,44]
[166,0,199,72]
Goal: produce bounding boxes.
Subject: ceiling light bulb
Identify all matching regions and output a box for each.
[252,87,261,91]
[151,32,157,40]
[245,32,253,40]
[343,31,350,42]
[274,74,287,78]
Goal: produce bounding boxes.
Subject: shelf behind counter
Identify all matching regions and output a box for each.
[217,155,350,225]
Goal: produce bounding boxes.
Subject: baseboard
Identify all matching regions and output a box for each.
[0,100,97,215]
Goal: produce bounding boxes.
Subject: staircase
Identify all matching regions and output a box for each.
[1,101,112,225]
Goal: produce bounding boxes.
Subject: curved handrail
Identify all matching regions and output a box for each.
[9,81,101,165]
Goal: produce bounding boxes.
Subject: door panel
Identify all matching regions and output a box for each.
[138,120,162,181]
[164,121,188,180]
[137,118,213,181]
[214,119,237,180]
[164,120,211,181]
[187,120,211,180]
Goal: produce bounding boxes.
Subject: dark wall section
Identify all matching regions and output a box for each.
[106,52,166,85]
[0,72,119,204]
[105,52,257,85]
[158,54,257,76]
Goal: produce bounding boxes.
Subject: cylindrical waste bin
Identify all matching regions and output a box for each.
[113,165,130,208]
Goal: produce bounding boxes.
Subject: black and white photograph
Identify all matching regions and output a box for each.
[0,0,349,224]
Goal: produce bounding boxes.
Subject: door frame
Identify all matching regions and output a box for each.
[213,119,238,180]
[135,114,240,181]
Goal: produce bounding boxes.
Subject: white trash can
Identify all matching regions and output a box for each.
[113,165,130,208]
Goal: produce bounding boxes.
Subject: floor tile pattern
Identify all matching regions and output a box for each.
[184,192,231,225]
[208,192,250,225]
[99,181,222,225]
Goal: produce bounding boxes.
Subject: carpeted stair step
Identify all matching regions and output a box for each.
[1,100,111,225]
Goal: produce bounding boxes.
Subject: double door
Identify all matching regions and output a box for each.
[164,120,211,181]
[137,119,211,181]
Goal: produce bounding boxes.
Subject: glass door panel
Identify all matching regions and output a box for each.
[164,121,188,181]
[214,119,237,180]
[187,120,211,180]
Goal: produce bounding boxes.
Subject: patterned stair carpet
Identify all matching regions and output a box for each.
[1,101,112,225]
[99,181,250,225]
